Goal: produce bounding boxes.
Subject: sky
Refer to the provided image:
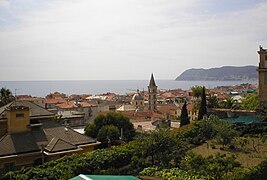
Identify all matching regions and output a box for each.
[0,0,267,80]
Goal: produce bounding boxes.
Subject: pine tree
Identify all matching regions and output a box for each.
[198,86,207,120]
[180,101,190,127]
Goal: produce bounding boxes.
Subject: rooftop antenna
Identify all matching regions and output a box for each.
[14,88,21,105]
[14,89,21,99]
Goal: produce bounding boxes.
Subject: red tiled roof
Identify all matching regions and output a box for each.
[216,94,228,100]
[187,103,194,111]
[160,92,176,99]
[56,101,77,109]
[45,98,66,104]
[79,102,97,107]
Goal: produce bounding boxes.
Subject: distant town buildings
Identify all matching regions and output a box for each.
[0,47,265,175]
[131,89,144,111]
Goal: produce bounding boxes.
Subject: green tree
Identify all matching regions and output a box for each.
[211,118,239,147]
[207,94,218,108]
[97,125,120,142]
[84,112,135,142]
[242,93,260,110]
[180,101,190,127]
[219,96,239,109]
[132,129,186,168]
[84,124,97,138]
[182,153,241,179]
[198,86,207,120]
[191,86,203,98]
[0,88,15,107]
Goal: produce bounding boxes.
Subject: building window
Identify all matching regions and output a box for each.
[265,73,267,84]
[265,55,267,61]
[16,113,24,118]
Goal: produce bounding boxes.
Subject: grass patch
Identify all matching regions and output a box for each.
[192,137,267,169]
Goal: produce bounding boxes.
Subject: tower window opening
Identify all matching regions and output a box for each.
[16,113,24,118]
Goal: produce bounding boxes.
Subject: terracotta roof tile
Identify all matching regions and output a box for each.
[160,92,176,99]
[45,98,66,104]
[79,102,97,107]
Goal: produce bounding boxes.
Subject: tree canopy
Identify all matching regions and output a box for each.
[131,129,186,168]
[207,94,218,108]
[85,112,135,143]
[208,115,239,147]
[191,86,203,98]
[0,88,15,107]
[242,94,260,110]
[198,86,207,120]
[97,125,120,143]
[180,101,190,127]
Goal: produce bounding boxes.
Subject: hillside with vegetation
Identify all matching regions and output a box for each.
[176,66,257,81]
[2,113,267,180]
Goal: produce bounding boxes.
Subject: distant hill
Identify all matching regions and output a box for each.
[175,66,257,81]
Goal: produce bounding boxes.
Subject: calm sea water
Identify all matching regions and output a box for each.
[0,80,257,97]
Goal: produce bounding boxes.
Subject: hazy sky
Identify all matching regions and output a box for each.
[0,0,267,80]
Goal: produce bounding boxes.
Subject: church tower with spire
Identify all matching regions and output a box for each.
[148,73,157,112]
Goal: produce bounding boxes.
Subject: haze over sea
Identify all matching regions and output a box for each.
[0,80,257,98]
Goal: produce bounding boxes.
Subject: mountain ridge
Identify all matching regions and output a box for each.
[175,65,257,81]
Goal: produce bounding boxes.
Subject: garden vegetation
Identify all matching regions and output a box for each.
[2,115,267,180]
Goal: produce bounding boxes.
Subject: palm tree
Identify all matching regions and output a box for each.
[219,97,231,109]
[208,95,218,108]
[191,86,203,98]
[0,88,15,107]
[219,97,239,109]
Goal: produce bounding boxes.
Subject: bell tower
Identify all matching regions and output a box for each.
[148,73,157,112]
[257,45,267,107]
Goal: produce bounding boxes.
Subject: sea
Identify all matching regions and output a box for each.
[0,80,257,98]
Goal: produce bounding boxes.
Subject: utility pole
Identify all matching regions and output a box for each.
[14,88,21,100]
[107,136,111,148]
[41,144,45,165]
[120,128,123,141]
